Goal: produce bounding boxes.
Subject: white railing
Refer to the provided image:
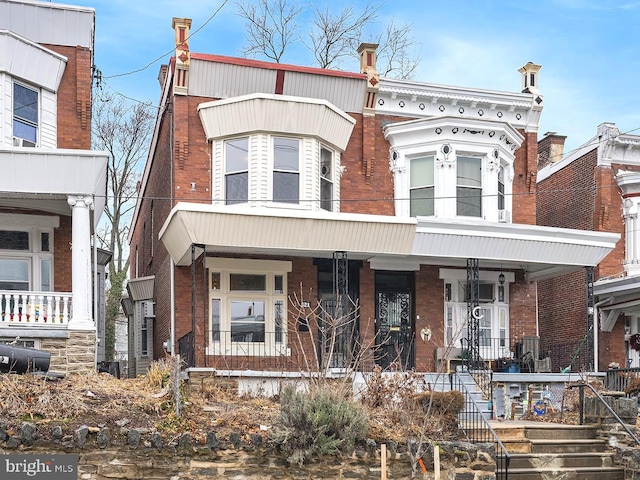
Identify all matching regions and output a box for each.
[0,291,71,326]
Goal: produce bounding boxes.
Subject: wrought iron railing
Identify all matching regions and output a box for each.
[452,371,509,478]
[569,382,640,446]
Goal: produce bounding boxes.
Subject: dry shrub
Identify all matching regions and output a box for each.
[416,390,465,416]
[625,376,640,396]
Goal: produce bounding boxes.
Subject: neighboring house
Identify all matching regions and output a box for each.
[0,0,108,373]
[127,17,618,377]
[538,124,638,372]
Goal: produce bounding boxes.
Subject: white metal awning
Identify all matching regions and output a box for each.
[407,217,619,281]
[593,275,640,331]
[159,203,417,266]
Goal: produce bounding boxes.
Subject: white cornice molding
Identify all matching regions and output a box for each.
[377,77,542,132]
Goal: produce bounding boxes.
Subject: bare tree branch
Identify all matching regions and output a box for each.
[91,90,154,360]
[308,3,379,70]
[376,17,420,79]
[237,0,302,62]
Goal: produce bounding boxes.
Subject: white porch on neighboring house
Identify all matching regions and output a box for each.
[0,148,108,372]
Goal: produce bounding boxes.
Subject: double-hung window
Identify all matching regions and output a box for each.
[410,155,434,216]
[273,137,299,204]
[225,137,249,205]
[13,83,38,147]
[457,156,482,217]
[0,228,52,291]
[320,146,333,211]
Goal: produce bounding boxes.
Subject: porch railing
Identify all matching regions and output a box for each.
[0,291,71,326]
[605,367,640,393]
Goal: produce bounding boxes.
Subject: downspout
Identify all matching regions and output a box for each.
[93,205,98,370]
[535,281,539,337]
[169,100,176,358]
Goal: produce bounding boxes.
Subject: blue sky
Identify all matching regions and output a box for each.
[60,0,640,154]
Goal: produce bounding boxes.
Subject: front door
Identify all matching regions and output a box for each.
[375,272,414,370]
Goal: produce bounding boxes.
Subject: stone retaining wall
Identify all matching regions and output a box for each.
[0,422,496,479]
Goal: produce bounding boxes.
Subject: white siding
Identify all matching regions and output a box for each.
[40,89,56,148]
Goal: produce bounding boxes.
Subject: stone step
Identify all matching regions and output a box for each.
[508,451,615,469]
[500,466,624,480]
[528,438,608,454]
[492,423,599,442]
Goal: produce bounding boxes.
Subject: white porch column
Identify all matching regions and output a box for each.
[68,195,95,330]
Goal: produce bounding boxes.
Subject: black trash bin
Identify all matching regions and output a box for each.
[0,344,51,374]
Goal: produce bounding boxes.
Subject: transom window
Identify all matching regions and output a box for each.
[207,259,290,354]
[457,156,482,217]
[410,156,434,216]
[225,137,249,205]
[13,83,38,147]
[273,137,300,204]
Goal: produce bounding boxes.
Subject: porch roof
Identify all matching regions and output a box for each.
[408,217,620,282]
[159,203,417,266]
[160,204,619,280]
[593,274,640,331]
[0,148,108,218]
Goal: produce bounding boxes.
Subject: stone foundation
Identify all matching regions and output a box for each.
[40,330,96,374]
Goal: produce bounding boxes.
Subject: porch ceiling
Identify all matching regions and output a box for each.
[159,203,417,266]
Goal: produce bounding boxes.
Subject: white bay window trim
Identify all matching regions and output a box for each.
[205,258,292,356]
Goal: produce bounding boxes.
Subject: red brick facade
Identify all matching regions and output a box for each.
[537,139,625,370]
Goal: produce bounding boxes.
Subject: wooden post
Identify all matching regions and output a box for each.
[434,444,440,480]
[381,443,387,480]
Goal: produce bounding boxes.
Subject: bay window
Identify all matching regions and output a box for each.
[273,137,299,204]
[225,137,249,205]
[13,83,38,147]
[457,156,482,217]
[320,147,333,211]
[410,156,434,216]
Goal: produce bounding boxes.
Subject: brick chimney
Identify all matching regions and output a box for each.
[357,42,379,116]
[538,131,566,168]
[172,17,192,95]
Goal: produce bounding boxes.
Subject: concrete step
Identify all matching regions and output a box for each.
[508,451,615,469]
[501,466,624,480]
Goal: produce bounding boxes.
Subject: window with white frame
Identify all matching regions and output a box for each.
[320,146,333,211]
[498,166,505,211]
[457,156,482,217]
[442,270,510,360]
[0,226,53,292]
[410,155,434,216]
[273,137,300,204]
[13,83,38,147]
[207,258,290,355]
[225,137,249,205]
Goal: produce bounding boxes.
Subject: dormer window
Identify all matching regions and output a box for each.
[410,155,434,216]
[13,83,38,147]
[273,137,299,204]
[225,137,249,205]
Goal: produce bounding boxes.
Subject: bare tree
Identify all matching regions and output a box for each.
[92,90,155,360]
[376,17,420,79]
[308,4,378,69]
[237,0,302,62]
[236,1,420,76]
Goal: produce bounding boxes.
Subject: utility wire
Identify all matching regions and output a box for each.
[103,0,229,80]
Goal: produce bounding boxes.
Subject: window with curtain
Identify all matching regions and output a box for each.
[273,137,299,204]
[225,137,249,205]
[498,166,505,211]
[410,155,434,216]
[457,156,482,217]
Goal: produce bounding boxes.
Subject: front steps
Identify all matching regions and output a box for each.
[493,422,624,479]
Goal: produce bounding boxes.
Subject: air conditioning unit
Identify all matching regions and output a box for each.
[13,137,36,147]
[141,300,155,318]
[498,209,511,223]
